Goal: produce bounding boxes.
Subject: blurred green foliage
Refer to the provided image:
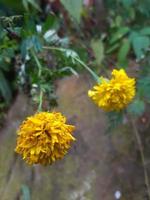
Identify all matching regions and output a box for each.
[105,0,150,67]
[1,2,150,198]
[60,0,83,23]
[0,0,150,128]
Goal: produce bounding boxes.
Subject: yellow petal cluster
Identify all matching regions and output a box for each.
[15,112,75,165]
[88,69,135,111]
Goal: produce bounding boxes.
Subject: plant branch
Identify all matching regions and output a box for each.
[31,50,42,77]
[43,46,100,83]
[31,50,43,111]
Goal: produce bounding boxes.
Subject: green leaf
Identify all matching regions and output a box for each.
[140,27,150,36]
[138,77,150,99]
[127,99,145,116]
[22,0,29,10]
[0,26,6,40]
[31,36,42,52]
[120,0,135,7]
[60,0,83,23]
[106,43,120,54]
[0,0,24,12]
[21,36,42,58]
[109,27,130,44]
[21,185,30,200]
[106,111,124,133]
[0,71,12,104]
[115,16,123,27]
[131,35,150,60]
[22,0,41,11]
[91,39,104,65]
[117,39,130,68]
[42,15,58,32]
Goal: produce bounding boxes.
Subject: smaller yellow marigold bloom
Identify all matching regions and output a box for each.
[15,112,75,165]
[88,69,136,111]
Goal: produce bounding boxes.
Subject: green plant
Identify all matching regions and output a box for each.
[105,0,150,67]
[1,0,150,199]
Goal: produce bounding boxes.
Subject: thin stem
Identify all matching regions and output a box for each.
[31,50,43,111]
[31,50,42,77]
[43,46,100,83]
[43,46,64,52]
[74,56,100,83]
[131,118,150,200]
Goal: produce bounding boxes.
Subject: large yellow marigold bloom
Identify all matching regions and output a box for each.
[15,112,75,165]
[88,69,135,111]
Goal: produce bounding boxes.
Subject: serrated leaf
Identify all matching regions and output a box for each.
[91,39,104,65]
[60,0,83,23]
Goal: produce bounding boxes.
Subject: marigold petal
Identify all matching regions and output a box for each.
[88,69,136,111]
[15,111,75,165]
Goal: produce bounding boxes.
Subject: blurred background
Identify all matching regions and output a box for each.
[0,0,150,199]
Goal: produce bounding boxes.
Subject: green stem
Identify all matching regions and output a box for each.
[74,56,100,83]
[31,50,42,77]
[31,50,43,111]
[131,118,150,200]
[43,46,100,83]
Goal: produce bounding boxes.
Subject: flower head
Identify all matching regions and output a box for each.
[15,112,75,165]
[88,69,135,111]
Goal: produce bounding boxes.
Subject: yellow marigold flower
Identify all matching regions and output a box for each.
[88,69,136,111]
[15,112,75,165]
